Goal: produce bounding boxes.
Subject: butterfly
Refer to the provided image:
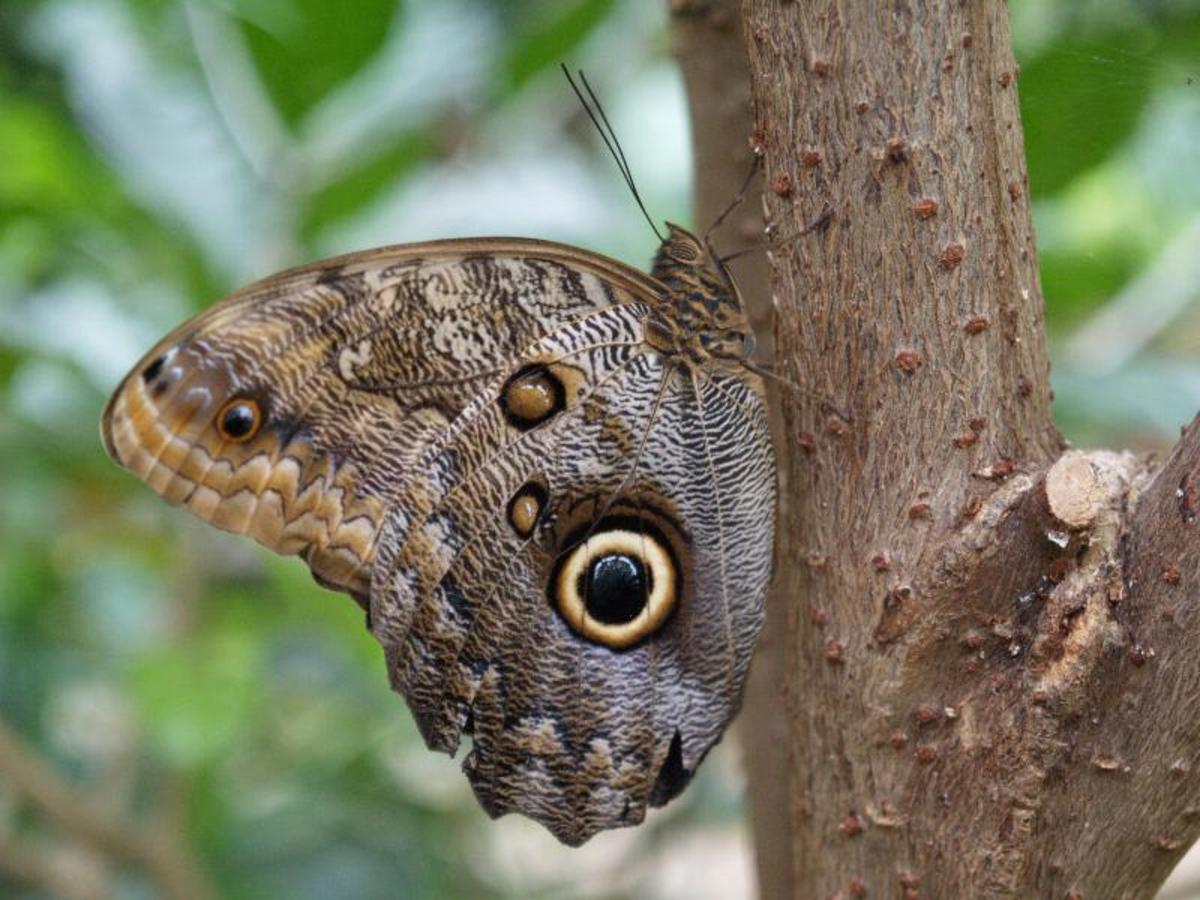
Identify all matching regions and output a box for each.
[100,74,775,846]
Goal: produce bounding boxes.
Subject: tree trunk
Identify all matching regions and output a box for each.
[674,1,1200,897]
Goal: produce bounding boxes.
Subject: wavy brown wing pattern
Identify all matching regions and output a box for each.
[101,228,775,845]
[101,240,653,601]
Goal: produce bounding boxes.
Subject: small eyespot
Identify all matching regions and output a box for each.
[141,346,178,392]
[552,521,679,649]
[216,398,262,443]
[501,365,565,430]
[142,354,166,383]
[507,481,548,539]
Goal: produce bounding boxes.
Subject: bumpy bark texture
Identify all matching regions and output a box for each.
[676,1,1200,897]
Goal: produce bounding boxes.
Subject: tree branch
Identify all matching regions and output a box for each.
[1038,419,1200,896]
[0,718,216,900]
[0,831,111,900]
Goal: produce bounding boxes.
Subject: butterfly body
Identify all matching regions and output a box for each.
[102,224,774,845]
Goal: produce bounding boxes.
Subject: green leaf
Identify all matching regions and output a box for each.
[233,0,402,126]
[301,131,431,239]
[0,94,123,216]
[1019,34,1156,197]
[130,630,261,768]
[1039,245,1141,329]
[503,0,617,93]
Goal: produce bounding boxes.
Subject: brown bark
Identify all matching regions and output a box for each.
[674,1,1200,897]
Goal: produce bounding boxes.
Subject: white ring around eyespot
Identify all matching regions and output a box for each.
[555,528,677,649]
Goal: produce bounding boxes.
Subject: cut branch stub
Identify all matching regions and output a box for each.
[1044,449,1137,532]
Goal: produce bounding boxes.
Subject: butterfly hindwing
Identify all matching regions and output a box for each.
[364,305,772,844]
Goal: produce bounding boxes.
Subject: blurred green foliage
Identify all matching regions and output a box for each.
[0,1,1197,898]
[237,0,400,124]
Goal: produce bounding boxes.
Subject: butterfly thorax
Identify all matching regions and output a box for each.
[643,223,754,368]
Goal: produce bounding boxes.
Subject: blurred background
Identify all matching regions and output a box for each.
[0,1,1197,898]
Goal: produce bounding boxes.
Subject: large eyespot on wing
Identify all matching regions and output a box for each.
[550,515,682,650]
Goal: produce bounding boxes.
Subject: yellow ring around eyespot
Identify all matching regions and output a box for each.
[555,528,677,649]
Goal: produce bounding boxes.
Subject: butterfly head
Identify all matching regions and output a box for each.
[645,223,756,366]
[101,318,387,602]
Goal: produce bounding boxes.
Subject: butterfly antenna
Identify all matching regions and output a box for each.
[704,155,762,242]
[562,64,665,242]
[718,204,834,266]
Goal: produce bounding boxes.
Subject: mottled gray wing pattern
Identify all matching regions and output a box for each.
[369,303,774,845]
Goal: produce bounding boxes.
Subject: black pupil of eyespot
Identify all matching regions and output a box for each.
[221,403,257,438]
[582,553,650,625]
[142,355,166,383]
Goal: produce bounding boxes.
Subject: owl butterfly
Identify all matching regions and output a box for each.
[100,78,774,847]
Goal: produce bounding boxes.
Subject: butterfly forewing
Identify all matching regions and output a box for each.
[103,241,654,600]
